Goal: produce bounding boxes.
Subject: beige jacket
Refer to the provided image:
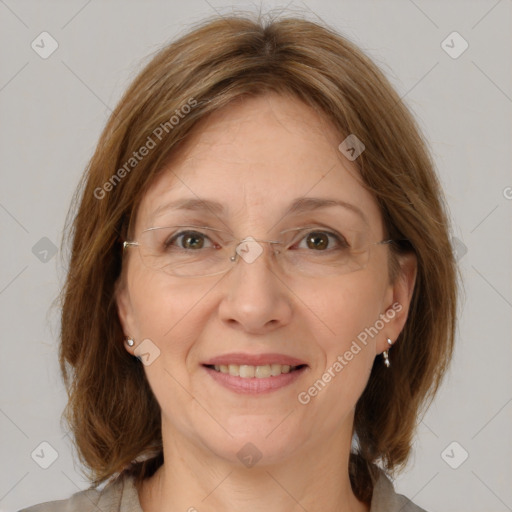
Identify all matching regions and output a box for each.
[19,468,427,512]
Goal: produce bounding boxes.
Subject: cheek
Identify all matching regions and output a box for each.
[127,270,208,414]
[127,268,204,360]
[303,271,386,351]
[302,279,383,404]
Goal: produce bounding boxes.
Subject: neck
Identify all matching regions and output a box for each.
[137,421,370,512]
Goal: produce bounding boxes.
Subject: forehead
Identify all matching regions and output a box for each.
[135,93,384,234]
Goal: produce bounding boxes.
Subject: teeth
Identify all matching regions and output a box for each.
[212,363,297,378]
[271,363,283,376]
[239,365,255,378]
[255,365,271,378]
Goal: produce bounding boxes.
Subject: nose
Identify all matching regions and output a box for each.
[217,238,293,334]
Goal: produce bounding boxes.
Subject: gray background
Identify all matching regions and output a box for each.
[1,1,511,511]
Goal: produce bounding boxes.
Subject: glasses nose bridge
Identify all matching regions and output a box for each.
[228,236,283,265]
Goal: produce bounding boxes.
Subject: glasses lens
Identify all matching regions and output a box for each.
[276,227,370,277]
[138,226,234,277]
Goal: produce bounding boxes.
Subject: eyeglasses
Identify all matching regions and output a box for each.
[123,225,396,278]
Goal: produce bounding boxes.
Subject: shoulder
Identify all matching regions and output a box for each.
[18,474,142,512]
[18,468,426,512]
[370,467,428,512]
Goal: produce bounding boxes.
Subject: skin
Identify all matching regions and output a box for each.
[116,92,417,512]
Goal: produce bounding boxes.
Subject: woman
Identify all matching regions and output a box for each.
[20,12,458,512]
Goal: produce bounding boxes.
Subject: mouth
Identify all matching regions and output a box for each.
[204,363,308,378]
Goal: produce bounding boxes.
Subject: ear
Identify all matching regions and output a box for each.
[115,277,138,355]
[377,251,417,354]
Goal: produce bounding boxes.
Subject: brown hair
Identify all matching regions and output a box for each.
[59,12,459,502]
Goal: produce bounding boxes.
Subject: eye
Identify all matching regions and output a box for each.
[294,230,349,251]
[165,230,215,250]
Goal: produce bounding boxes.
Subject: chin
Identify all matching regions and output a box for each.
[196,415,306,468]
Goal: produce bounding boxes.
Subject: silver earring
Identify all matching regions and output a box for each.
[382,338,393,368]
[126,338,135,347]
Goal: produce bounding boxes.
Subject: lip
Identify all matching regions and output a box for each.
[204,365,308,394]
[202,352,308,366]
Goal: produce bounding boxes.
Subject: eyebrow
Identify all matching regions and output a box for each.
[151,197,367,223]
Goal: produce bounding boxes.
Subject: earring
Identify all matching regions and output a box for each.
[126,338,135,347]
[382,338,393,368]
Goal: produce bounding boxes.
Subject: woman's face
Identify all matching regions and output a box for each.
[117,92,415,467]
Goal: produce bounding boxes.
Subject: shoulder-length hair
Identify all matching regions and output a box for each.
[59,12,459,502]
